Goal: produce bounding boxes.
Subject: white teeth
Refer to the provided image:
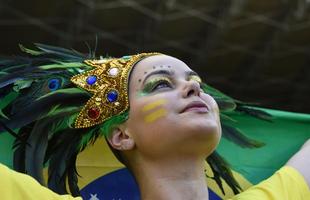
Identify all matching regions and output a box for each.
[108,67,119,76]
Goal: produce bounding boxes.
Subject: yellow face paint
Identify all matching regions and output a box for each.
[142,99,167,112]
[144,108,167,123]
[142,99,167,123]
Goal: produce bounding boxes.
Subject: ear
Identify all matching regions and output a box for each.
[107,127,135,151]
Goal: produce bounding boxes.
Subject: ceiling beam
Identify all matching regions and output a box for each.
[229,4,293,90]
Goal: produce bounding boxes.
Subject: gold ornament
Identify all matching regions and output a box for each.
[71,53,160,128]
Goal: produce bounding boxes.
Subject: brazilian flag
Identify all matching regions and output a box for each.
[1,107,309,200]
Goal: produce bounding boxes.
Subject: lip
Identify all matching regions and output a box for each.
[181,101,209,113]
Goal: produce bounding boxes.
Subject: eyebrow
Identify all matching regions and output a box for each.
[186,71,199,77]
[142,69,200,85]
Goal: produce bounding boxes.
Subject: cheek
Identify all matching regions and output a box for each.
[141,99,169,123]
[203,94,222,140]
[130,98,170,123]
[200,93,219,113]
[127,96,173,146]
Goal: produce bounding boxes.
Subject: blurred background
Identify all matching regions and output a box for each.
[1,0,310,113]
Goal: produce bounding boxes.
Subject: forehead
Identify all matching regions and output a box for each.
[131,54,192,77]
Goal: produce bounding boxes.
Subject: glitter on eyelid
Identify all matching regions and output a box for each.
[148,77,172,84]
[142,76,172,93]
[152,76,171,81]
[189,75,202,83]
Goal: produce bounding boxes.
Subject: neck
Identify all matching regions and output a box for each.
[132,156,209,200]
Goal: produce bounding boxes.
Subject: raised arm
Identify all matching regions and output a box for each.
[0,164,82,200]
[286,139,310,187]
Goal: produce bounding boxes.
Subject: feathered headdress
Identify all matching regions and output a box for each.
[0,44,272,196]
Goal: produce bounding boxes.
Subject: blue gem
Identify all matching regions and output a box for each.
[86,75,97,85]
[48,78,60,91]
[107,90,118,102]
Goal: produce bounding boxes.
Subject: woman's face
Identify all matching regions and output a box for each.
[125,55,221,160]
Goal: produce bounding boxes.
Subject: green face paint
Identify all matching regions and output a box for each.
[137,91,148,97]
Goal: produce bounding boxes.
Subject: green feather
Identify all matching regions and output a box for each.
[207,152,242,195]
[36,88,89,101]
[220,113,237,123]
[236,106,273,122]
[202,83,241,103]
[35,43,87,60]
[0,63,29,73]
[222,124,265,148]
[0,91,19,119]
[13,80,33,91]
[39,62,89,70]
[202,83,238,112]
[19,44,43,56]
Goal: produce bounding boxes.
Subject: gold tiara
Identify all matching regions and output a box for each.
[71,53,160,128]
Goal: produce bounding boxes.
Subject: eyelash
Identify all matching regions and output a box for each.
[143,76,203,93]
[151,79,172,92]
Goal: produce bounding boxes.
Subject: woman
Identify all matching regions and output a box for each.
[0,44,309,199]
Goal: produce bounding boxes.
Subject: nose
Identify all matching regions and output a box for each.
[182,80,201,98]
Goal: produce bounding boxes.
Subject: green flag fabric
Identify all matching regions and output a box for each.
[218,108,310,185]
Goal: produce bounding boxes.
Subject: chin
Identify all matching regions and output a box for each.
[186,116,220,133]
[175,125,221,157]
[178,118,221,145]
